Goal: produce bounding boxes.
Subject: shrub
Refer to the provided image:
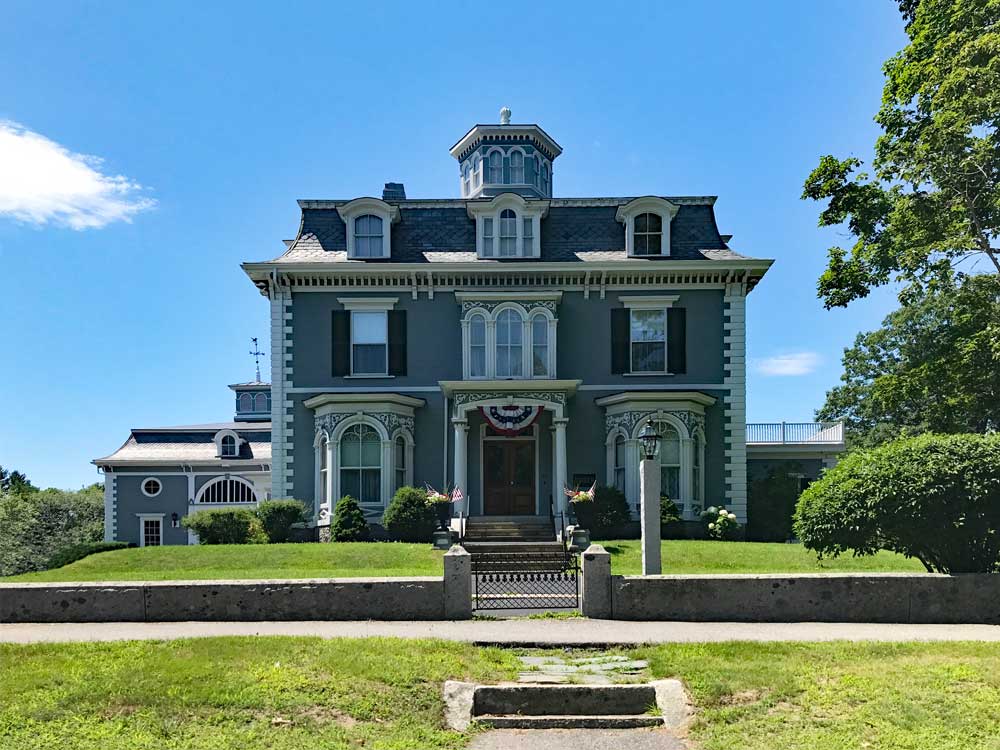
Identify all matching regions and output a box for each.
[332,495,371,542]
[660,495,681,534]
[382,486,437,542]
[573,485,631,536]
[701,506,741,540]
[256,499,309,543]
[0,484,104,576]
[747,464,803,542]
[47,541,133,570]
[794,433,1000,573]
[182,508,267,545]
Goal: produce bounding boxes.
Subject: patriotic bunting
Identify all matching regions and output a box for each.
[479,405,543,436]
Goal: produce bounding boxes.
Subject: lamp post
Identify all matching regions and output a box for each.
[638,419,662,575]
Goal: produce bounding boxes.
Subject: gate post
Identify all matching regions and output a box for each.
[443,545,473,620]
[581,544,612,619]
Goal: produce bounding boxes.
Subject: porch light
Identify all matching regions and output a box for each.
[638,419,661,460]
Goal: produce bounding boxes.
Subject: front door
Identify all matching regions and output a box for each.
[483,440,535,515]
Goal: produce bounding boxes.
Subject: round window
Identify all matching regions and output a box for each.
[141,478,162,498]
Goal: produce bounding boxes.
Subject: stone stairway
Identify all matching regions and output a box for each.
[462,516,555,542]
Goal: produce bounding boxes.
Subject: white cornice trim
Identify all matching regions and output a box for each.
[465,192,550,219]
[335,197,401,224]
[439,379,581,397]
[615,196,681,223]
[454,291,562,303]
[618,294,679,309]
[297,196,718,209]
[337,296,398,311]
[303,392,427,410]
[594,391,718,407]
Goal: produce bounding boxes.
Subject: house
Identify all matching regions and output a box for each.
[96,111,845,546]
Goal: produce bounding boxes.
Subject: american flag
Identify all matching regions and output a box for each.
[450,486,464,502]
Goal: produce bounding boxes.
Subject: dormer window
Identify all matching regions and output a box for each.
[221,435,237,457]
[467,193,548,259]
[616,197,680,258]
[337,198,400,260]
[215,429,242,458]
[354,215,383,257]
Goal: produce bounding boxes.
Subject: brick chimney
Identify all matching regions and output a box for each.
[382,182,406,201]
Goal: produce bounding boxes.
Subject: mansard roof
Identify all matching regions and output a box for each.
[254,197,756,266]
[94,422,272,466]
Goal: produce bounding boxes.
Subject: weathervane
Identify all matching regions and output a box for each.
[250,337,266,383]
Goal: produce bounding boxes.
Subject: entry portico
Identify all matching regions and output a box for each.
[441,380,580,521]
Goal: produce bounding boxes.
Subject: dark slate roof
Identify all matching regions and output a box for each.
[262,198,757,264]
[94,423,272,464]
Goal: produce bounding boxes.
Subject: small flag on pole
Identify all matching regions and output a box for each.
[451,486,464,502]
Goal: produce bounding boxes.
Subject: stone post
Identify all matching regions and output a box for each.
[640,457,662,575]
[443,545,472,620]
[581,544,612,618]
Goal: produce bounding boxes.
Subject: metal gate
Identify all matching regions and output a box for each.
[471,550,580,611]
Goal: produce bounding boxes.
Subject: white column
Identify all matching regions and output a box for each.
[640,457,662,575]
[322,439,335,523]
[452,419,469,516]
[680,436,694,519]
[554,418,568,523]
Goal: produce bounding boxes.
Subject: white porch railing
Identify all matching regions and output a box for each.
[746,422,844,444]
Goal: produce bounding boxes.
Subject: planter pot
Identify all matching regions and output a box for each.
[569,527,591,551]
[432,529,453,550]
[433,501,453,531]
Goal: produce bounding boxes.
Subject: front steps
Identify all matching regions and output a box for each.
[463,516,555,542]
[444,681,691,731]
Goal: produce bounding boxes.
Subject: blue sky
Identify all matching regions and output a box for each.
[0,1,907,490]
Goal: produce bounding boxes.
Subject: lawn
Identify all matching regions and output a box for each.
[3,539,924,582]
[2,638,998,749]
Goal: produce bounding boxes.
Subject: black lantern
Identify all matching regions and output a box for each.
[638,419,661,460]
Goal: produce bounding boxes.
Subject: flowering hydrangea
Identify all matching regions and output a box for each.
[702,505,741,540]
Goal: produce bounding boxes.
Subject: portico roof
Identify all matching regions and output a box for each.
[438,380,582,399]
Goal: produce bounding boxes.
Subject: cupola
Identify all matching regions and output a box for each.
[450,108,562,200]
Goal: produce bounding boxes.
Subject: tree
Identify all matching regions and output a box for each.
[794,433,1000,573]
[0,466,36,497]
[331,495,371,542]
[818,273,1000,447]
[0,484,103,576]
[802,0,1000,308]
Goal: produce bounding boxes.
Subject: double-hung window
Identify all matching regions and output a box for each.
[531,315,548,377]
[633,213,662,255]
[498,210,518,256]
[522,217,534,255]
[510,151,524,183]
[354,215,384,257]
[469,314,487,377]
[656,422,682,501]
[487,150,502,183]
[351,311,388,375]
[629,309,666,373]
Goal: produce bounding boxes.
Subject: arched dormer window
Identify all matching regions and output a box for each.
[468,313,487,377]
[498,209,518,256]
[221,435,237,457]
[238,392,254,413]
[509,150,524,183]
[354,215,383,258]
[616,197,679,258]
[495,308,523,377]
[487,150,502,183]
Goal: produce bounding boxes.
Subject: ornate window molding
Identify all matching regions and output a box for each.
[455,295,559,380]
[214,429,242,458]
[141,477,162,498]
[615,196,680,258]
[336,198,401,260]
[466,193,549,259]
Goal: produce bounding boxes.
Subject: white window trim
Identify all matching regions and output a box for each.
[615,197,679,258]
[349,309,388,377]
[459,300,557,380]
[331,416,392,511]
[214,429,242,458]
[628,307,669,375]
[194,475,260,505]
[485,147,504,184]
[336,198,400,260]
[137,513,164,547]
[466,193,548,259]
[140,477,162,498]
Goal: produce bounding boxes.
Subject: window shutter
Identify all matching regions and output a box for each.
[388,309,407,376]
[611,308,630,374]
[332,310,350,376]
[667,307,687,374]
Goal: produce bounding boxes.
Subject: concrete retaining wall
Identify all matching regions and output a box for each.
[610,573,1000,624]
[0,546,474,623]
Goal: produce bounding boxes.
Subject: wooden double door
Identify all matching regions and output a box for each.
[483,440,535,515]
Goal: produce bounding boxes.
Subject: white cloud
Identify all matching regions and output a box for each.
[755,351,821,376]
[0,121,155,230]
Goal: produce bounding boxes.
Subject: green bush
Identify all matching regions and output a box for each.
[660,496,681,537]
[382,486,436,542]
[47,541,133,570]
[794,433,1000,573]
[0,484,104,576]
[701,506,741,540]
[332,495,371,542]
[256,499,309,543]
[573,485,631,536]
[181,508,267,545]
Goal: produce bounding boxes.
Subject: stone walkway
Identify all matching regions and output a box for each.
[468,728,687,749]
[2,619,1000,644]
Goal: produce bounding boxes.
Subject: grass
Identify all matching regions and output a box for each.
[2,539,924,583]
[638,641,1000,749]
[598,539,925,575]
[2,639,999,749]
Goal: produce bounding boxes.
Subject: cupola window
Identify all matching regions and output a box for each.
[487,150,502,183]
[510,150,524,183]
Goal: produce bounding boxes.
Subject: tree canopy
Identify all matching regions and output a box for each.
[0,466,36,497]
[802,0,1000,308]
[818,273,1000,447]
